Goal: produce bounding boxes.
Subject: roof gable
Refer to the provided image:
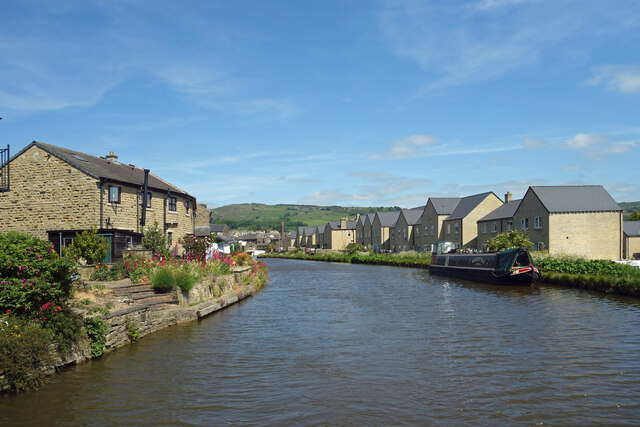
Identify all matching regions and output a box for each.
[447,192,498,220]
[400,207,424,226]
[427,197,461,215]
[624,221,640,237]
[375,210,401,227]
[479,199,522,222]
[529,185,621,213]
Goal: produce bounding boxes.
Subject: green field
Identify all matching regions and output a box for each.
[209,203,401,231]
[620,201,640,219]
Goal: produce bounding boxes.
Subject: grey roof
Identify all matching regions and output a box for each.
[302,226,317,236]
[18,141,195,200]
[479,199,522,222]
[447,192,497,221]
[358,215,367,226]
[529,186,621,213]
[316,224,326,233]
[624,221,640,237]
[290,231,297,239]
[427,197,461,215]
[376,211,401,227]
[400,207,424,226]
[365,213,376,224]
[210,224,228,233]
[194,225,211,237]
[327,221,356,230]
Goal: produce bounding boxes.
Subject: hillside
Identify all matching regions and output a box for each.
[620,201,640,219]
[209,203,401,231]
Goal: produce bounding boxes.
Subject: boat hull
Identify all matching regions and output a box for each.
[428,264,538,285]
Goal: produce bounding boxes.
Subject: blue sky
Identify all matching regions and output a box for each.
[2,0,639,208]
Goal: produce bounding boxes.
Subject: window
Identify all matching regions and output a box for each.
[482,223,487,234]
[63,237,74,247]
[167,232,173,247]
[534,216,542,229]
[506,220,513,231]
[168,196,177,212]
[537,242,545,251]
[184,200,190,213]
[145,192,152,208]
[446,224,451,234]
[491,222,498,233]
[454,223,459,234]
[108,185,121,204]
[431,225,434,236]
[521,218,529,230]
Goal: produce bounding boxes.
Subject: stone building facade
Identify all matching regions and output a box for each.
[442,192,503,249]
[416,197,461,251]
[0,142,197,260]
[623,221,640,260]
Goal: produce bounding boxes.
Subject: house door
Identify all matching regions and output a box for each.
[99,233,112,263]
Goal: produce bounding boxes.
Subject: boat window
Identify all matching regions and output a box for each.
[513,251,530,267]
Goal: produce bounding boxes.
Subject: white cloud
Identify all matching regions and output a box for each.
[588,64,640,94]
[524,137,548,149]
[563,164,583,171]
[369,135,438,160]
[566,133,635,160]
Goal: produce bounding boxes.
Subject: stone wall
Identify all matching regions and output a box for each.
[0,145,100,239]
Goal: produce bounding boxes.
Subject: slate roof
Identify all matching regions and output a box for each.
[327,221,356,230]
[529,186,621,213]
[479,199,522,222]
[447,192,497,220]
[316,224,326,234]
[427,197,461,215]
[302,226,317,236]
[624,221,640,237]
[211,224,228,233]
[365,213,376,224]
[194,225,211,237]
[376,211,401,227]
[17,141,195,200]
[401,207,424,226]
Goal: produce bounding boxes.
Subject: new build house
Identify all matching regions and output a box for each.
[442,192,503,249]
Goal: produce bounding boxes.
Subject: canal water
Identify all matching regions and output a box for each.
[2,258,640,425]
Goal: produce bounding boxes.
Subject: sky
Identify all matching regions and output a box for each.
[1,0,639,208]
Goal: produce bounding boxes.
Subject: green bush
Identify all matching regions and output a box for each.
[85,316,109,358]
[533,253,640,278]
[0,316,55,391]
[0,232,76,318]
[62,226,109,264]
[142,222,168,256]
[44,308,85,357]
[488,230,533,252]
[151,268,174,292]
[174,267,197,292]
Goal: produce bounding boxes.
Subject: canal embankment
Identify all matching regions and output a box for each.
[262,249,640,297]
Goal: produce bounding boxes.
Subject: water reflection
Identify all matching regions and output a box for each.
[1,258,640,425]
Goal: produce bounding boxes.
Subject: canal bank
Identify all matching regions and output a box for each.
[1,265,266,393]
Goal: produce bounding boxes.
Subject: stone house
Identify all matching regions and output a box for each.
[194,203,211,237]
[416,197,461,251]
[355,214,365,246]
[0,141,197,261]
[370,211,401,252]
[362,213,375,248]
[316,224,326,249]
[512,186,622,259]
[298,226,316,248]
[476,195,522,251]
[623,221,640,260]
[324,217,357,250]
[389,207,424,252]
[442,192,503,249]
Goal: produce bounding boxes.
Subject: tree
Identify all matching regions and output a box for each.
[487,230,533,252]
[142,222,167,254]
[627,210,640,221]
[63,226,109,264]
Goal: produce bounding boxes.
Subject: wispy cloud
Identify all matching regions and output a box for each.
[588,64,640,94]
[524,137,548,149]
[379,1,640,95]
[566,133,636,160]
[369,135,438,159]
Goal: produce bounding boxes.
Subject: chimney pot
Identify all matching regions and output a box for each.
[505,192,513,203]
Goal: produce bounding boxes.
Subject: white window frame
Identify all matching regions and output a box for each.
[446,224,451,234]
[506,220,513,231]
[491,222,498,233]
[534,216,542,229]
[454,223,459,234]
[521,218,529,230]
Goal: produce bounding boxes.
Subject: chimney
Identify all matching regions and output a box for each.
[356,213,361,222]
[505,191,512,203]
[340,217,347,229]
[106,151,118,162]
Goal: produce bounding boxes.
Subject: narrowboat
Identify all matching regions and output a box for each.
[429,241,540,285]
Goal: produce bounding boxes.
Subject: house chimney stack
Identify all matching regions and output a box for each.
[505,191,512,203]
[106,151,118,162]
[340,217,347,229]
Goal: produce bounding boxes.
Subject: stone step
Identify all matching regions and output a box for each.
[131,293,177,305]
[149,302,180,311]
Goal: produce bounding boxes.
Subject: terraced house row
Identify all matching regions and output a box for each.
[296,185,634,261]
[0,141,211,261]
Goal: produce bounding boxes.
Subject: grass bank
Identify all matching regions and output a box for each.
[260,249,431,268]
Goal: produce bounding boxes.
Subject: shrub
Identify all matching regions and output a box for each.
[174,267,197,292]
[180,235,210,261]
[0,316,54,391]
[234,252,250,266]
[44,308,85,356]
[151,268,174,292]
[89,263,113,281]
[125,316,139,343]
[62,226,109,264]
[488,230,533,252]
[142,222,168,256]
[85,316,109,358]
[0,232,76,319]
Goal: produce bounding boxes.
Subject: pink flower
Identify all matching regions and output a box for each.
[6,309,11,314]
